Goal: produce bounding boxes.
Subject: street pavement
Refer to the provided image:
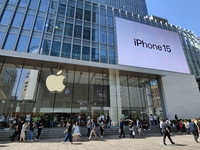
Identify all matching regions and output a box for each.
[0,133,199,150]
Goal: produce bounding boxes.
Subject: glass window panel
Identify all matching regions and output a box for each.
[19,0,28,7]
[83,27,90,40]
[3,33,17,50]
[23,14,34,29]
[58,3,66,15]
[64,23,73,36]
[82,46,90,61]
[55,21,64,35]
[72,44,81,59]
[108,32,114,45]
[100,6,106,14]
[0,10,12,25]
[29,0,39,9]
[8,0,17,5]
[61,43,71,58]
[12,12,24,27]
[92,29,99,42]
[16,35,28,52]
[107,16,113,27]
[41,39,51,55]
[109,50,115,64]
[0,32,4,45]
[84,10,91,22]
[28,37,40,54]
[48,1,58,14]
[100,30,106,44]
[100,49,107,63]
[34,17,44,31]
[91,48,99,62]
[40,0,49,12]
[74,25,82,38]
[66,5,75,18]
[100,14,106,26]
[45,19,54,33]
[76,8,83,20]
[92,12,99,24]
[51,41,61,57]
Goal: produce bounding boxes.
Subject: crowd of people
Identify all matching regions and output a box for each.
[2,112,200,146]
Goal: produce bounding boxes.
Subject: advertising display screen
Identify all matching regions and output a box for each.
[116,17,190,74]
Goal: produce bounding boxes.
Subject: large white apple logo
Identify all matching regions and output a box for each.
[46,70,65,93]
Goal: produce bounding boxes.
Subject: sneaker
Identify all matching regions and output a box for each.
[101,136,103,138]
[31,140,34,142]
[34,138,37,140]
[62,142,65,144]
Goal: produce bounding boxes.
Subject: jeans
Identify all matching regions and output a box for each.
[29,131,33,140]
[64,133,72,142]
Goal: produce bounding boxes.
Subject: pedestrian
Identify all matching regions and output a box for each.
[106,113,110,128]
[162,119,175,145]
[119,119,125,138]
[159,119,163,136]
[35,121,44,140]
[189,119,199,143]
[88,119,98,141]
[62,121,73,144]
[10,121,19,142]
[137,119,144,136]
[17,118,24,141]
[19,121,28,142]
[149,114,155,126]
[86,116,91,137]
[184,119,190,134]
[129,119,135,138]
[99,119,105,138]
[28,121,35,142]
[72,122,81,142]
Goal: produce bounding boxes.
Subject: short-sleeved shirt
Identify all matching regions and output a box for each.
[91,122,96,130]
[87,119,91,128]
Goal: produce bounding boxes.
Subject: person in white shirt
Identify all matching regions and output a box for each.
[159,119,163,135]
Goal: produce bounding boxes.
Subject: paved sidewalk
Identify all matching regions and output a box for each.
[0,134,199,150]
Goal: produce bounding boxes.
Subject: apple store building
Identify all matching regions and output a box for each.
[0,0,200,127]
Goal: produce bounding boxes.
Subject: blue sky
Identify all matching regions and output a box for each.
[146,0,200,37]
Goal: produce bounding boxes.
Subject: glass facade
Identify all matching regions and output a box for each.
[0,0,199,127]
[0,58,162,127]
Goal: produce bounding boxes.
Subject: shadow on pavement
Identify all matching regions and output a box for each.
[173,143,188,146]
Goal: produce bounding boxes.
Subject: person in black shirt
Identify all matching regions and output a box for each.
[35,122,44,140]
[17,119,24,141]
[28,121,35,141]
[11,122,19,142]
[162,119,175,145]
[62,121,73,144]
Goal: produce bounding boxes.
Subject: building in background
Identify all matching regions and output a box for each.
[0,0,199,126]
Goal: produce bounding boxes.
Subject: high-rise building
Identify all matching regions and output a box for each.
[0,0,199,125]
[87,0,148,16]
